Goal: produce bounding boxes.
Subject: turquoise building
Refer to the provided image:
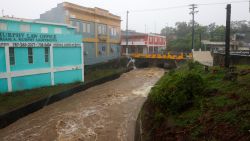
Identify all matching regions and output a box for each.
[0,17,83,93]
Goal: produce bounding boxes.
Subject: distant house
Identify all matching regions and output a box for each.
[0,17,83,93]
[121,31,167,54]
[39,2,121,65]
[201,40,250,53]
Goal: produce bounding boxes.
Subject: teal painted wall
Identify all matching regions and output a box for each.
[0,19,75,35]
[53,47,82,67]
[0,78,8,93]
[0,18,83,93]
[0,48,6,72]
[54,69,82,85]
[10,48,50,71]
[0,31,82,43]
[12,73,51,91]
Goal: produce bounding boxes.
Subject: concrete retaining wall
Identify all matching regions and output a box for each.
[213,53,250,66]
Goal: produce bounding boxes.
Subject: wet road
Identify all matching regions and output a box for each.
[0,68,164,141]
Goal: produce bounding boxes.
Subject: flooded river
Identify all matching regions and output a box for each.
[0,68,164,141]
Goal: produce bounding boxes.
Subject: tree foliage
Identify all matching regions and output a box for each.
[160,20,250,51]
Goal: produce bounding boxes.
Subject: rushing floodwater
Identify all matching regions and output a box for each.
[0,68,164,141]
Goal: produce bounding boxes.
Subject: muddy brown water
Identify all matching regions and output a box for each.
[0,68,164,141]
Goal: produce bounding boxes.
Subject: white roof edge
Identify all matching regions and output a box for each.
[147,33,166,38]
[0,16,76,29]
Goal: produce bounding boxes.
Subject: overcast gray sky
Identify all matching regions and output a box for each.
[0,0,249,33]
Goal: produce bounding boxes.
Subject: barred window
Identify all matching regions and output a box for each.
[9,48,15,65]
[28,48,33,64]
[45,47,49,63]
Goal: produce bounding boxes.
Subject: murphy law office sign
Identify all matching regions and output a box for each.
[0,32,57,42]
[0,31,82,45]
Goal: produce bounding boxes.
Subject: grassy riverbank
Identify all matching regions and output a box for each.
[0,58,128,114]
[140,62,250,141]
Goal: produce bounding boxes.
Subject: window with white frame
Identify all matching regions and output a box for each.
[0,23,7,30]
[82,22,86,33]
[41,27,48,33]
[98,24,107,35]
[110,27,113,36]
[149,37,152,42]
[69,20,73,26]
[28,48,33,64]
[45,47,49,63]
[114,28,117,36]
[82,22,91,33]
[102,25,106,34]
[110,27,117,36]
[9,48,15,66]
[155,37,157,42]
[54,28,62,34]
[76,22,80,33]
[20,24,30,32]
[87,23,90,33]
[98,25,102,34]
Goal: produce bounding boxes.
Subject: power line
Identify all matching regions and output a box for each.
[198,0,249,6]
[131,5,188,12]
[129,0,249,13]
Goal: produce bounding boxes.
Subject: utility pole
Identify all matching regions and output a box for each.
[165,24,168,52]
[126,10,129,55]
[200,32,202,50]
[249,0,250,13]
[189,4,198,51]
[225,4,231,68]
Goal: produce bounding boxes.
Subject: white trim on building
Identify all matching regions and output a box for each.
[0,42,84,92]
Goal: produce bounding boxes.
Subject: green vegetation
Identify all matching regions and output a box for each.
[0,83,80,114]
[141,62,250,140]
[161,20,250,51]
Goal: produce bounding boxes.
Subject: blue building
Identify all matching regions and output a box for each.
[0,17,83,93]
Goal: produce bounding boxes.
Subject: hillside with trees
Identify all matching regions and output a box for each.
[161,21,250,51]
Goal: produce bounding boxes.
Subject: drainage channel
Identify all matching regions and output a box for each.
[0,68,164,141]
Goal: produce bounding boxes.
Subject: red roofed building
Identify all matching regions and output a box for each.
[121,31,167,54]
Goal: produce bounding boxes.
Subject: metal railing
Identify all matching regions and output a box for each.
[129,53,193,60]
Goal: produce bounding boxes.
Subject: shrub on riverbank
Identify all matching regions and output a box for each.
[140,62,250,141]
[149,61,205,114]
